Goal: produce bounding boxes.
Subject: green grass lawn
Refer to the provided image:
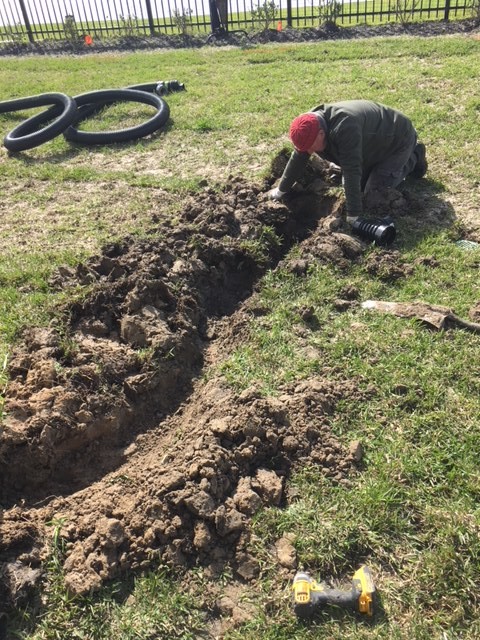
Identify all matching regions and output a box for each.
[1,31,479,639]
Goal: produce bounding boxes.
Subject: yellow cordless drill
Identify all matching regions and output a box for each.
[292,566,375,619]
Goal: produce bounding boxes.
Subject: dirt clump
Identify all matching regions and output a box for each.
[0,156,446,612]
[363,250,415,281]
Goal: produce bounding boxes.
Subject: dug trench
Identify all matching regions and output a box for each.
[0,154,455,615]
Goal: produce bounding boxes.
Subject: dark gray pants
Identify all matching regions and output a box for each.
[363,128,418,193]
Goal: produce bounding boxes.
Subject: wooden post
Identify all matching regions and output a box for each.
[216,0,228,31]
[17,0,34,43]
[144,0,156,35]
[443,0,451,21]
[287,0,292,27]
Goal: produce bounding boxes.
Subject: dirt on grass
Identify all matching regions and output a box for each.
[0,153,474,634]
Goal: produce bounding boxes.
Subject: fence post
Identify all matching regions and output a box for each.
[209,0,223,32]
[17,0,34,43]
[443,0,451,20]
[144,0,156,35]
[287,0,292,27]
[216,0,228,31]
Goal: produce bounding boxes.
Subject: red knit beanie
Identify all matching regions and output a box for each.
[289,113,320,152]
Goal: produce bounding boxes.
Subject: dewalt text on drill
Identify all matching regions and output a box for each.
[292,565,375,619]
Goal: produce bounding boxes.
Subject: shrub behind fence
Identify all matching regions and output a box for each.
[0,0,473,43]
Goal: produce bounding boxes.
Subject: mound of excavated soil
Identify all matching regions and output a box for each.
[0,155,454,618]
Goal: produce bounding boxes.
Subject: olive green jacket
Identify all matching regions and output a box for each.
[278,100,415,217]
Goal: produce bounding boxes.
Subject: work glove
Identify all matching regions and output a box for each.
[327,162,342,184]
[328,162,341,174]
[267,187,286,200]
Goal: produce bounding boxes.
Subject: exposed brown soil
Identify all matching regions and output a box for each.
[0,153,470,632]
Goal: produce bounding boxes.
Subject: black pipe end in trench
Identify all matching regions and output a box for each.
[351,217,396,247]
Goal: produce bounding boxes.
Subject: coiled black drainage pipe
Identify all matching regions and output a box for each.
[0,93,77,152]
[63,89,169,145]
[0,81,184,151]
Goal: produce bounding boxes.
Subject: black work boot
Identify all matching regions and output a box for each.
[411,142,428,178]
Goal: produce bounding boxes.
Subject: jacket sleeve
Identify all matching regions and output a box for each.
[335,125,364,217]
[278,150,310,193]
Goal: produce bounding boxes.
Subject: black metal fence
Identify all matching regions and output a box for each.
[0,0,473,43]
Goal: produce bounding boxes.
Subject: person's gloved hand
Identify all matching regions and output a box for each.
[328,162,341,174]
[327,162,342,184]
[346,215,359,228]
[267,187,286,200]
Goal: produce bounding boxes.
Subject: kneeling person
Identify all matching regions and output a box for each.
[269,100,427,220]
